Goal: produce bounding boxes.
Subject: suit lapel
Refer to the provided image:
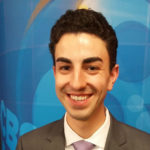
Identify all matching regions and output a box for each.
[40,118,65,150]
[104,114,127,150]
[39,114,127,150]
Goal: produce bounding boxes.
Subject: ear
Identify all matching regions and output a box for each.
[107,64,119,91]
[53,66,56,78]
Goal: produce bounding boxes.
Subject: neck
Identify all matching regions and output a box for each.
[66,105,106,138]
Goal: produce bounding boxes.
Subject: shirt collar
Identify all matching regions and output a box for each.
[64,108,110,149]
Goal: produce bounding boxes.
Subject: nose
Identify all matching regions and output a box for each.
[69,69,86,90]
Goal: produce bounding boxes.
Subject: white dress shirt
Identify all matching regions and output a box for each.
[64,108,110,150]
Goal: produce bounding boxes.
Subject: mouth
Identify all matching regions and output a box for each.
[70,95,89,101]
[68,94,92,102]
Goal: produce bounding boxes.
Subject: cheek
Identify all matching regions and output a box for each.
[55,74,69,88]
[86,74,105,84]
[86,75,110,90]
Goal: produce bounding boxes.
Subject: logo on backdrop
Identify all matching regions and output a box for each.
[0,100,36,150]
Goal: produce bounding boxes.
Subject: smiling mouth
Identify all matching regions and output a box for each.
[68,94,92,101]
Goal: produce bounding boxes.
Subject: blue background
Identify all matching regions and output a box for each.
[0,0,150,149]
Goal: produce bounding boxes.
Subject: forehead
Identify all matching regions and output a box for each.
[55,33,109,63]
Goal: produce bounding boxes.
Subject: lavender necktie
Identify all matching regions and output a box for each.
[72,140,95,150]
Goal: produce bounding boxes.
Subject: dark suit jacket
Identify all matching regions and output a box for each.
[16,115,150,150]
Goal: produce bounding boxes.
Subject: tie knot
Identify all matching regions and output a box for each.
[73,140,95,150]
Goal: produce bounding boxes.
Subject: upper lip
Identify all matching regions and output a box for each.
[67,93,93,96]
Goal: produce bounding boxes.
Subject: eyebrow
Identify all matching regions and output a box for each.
[83,57,103,64]
[56,57,103,64]
[56,57,71,63]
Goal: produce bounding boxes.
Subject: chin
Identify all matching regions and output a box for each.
[68,111,93,121]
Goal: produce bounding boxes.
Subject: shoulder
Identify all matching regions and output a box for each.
[109,115,150,149]
[117,119,150,139]
[17,118,64,144]
[22,118,64,139]
[16,118,65,150]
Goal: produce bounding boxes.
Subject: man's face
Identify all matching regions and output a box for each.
[53,33,119,122]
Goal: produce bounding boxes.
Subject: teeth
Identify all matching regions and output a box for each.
[70,95,88,101]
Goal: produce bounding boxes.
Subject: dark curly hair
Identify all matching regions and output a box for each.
[49,9,118,70]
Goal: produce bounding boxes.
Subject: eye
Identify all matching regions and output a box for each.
[88,66,99,70]
[58,65,71,74]
[60,66,70,70]
[84,65,100,74]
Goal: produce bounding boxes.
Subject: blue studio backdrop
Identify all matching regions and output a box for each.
[0,0,150,150]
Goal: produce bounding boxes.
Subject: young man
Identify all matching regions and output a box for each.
[16,9,150,150]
